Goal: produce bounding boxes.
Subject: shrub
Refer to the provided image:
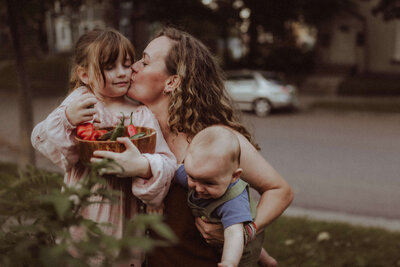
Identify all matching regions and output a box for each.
[337,75,400,96]
[0,161,176,267]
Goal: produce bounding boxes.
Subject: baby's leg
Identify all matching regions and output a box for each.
[258,248,277,267]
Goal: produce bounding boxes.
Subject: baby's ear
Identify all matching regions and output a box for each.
[77,66,89,85]
[231,168,243,183]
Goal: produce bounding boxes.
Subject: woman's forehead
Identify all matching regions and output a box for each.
[144,36,171,59]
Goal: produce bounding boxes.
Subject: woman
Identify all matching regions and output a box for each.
[93,27,293,266]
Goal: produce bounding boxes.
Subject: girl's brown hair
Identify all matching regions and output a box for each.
[69,28,135,92]
[157,27,259,149]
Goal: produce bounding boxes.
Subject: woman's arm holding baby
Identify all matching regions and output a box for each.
[195,130,293,244]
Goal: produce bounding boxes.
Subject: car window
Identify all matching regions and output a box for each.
[261,72,287,84]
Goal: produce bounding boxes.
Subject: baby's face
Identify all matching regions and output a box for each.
[185,152,235,199]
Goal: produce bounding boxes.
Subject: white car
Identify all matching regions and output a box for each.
[224,70,298,116]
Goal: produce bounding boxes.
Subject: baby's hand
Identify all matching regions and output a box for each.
[218,261,235,267]
[66,94,98,126]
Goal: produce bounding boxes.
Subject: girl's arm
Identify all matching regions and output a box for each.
[234,131,294,230]
[219,223,244,267]
[31,88,96,171]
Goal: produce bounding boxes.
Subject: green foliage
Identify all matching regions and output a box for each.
[0,161,177,267]
[264,216,400,267]
[372,0,400,20]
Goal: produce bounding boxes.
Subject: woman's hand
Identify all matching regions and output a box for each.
[90,137,151,178]
[66,93,98,126]
[195,216,224,245]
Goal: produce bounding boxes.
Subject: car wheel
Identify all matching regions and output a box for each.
[254,98,271,117]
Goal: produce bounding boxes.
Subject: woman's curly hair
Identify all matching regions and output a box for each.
[157,27,259,150]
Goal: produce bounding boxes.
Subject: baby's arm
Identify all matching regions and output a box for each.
[219,223,244,267]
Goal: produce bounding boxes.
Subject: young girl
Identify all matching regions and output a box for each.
[31,28,176,265]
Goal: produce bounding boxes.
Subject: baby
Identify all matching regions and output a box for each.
[175,126,264,267]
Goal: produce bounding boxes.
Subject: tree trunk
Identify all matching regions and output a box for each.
[130,0,149,55]
[6,0,36,168]
[221,24,231,68]
[247,19,258,67]
[37,0,49,54]
[110,0,121,30]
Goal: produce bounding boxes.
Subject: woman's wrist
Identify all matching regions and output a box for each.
[243,221,257,245]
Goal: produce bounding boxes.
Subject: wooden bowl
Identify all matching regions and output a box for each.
[75,126,156,164]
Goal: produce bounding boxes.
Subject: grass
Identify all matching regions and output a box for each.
[264,216,400,267]
[1,162,399,267]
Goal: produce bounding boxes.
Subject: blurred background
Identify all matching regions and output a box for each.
[1,0,400,255]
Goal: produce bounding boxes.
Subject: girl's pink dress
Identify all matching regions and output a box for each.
[31,86,176,265]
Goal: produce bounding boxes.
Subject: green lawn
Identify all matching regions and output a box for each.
[264,216,400,267]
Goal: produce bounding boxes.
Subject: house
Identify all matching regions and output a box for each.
[46,0,133,53]
[316,0,400,75]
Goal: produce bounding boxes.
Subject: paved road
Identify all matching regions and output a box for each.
[1,92,399,229]
[242,109,400,221]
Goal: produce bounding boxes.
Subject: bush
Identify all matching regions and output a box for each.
[263,46,316,74]
[337,74,400,96]
[0,161,176,267]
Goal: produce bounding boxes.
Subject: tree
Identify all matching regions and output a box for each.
[372,0,400,20]
[5,0,35,168]
[241,0,356,68]
[124,0,222,54]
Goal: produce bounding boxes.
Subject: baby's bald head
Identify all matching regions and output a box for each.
[187,126,241,169]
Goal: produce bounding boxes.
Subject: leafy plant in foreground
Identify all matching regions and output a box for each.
[0,160,176,267]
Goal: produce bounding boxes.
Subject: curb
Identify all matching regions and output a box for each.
[284,206,400,232]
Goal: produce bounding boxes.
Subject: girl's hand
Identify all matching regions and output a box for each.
[66,94,98,126]
[195,216,224,245]
[90,137,151,178]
